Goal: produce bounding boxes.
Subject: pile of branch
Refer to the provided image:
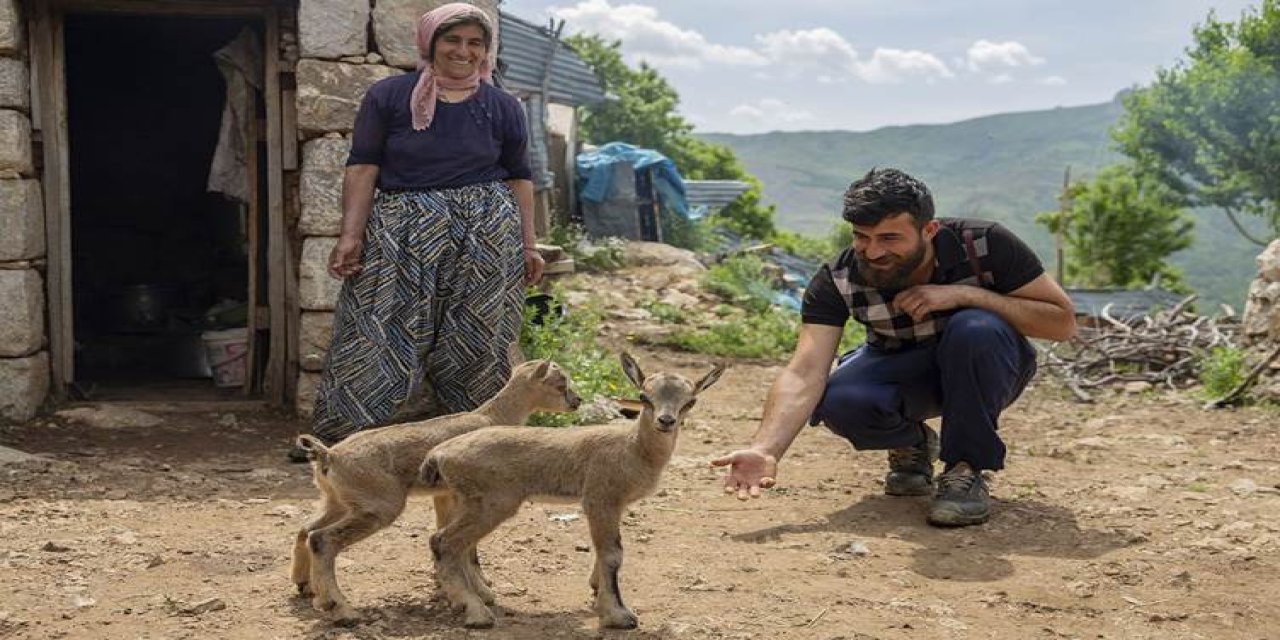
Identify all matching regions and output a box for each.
[1039,295,1239,402]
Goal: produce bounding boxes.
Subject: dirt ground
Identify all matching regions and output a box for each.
[2,343,1279,640]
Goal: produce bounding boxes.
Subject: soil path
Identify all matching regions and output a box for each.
[2,346,1278,640]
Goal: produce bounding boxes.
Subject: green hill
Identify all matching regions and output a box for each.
[701,98,1267,310]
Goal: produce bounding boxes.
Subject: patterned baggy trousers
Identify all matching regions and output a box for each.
[311,182,525,443]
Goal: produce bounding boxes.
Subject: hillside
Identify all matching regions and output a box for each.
[701,98,1267,309]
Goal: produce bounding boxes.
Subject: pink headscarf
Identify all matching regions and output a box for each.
[409,3,495,131]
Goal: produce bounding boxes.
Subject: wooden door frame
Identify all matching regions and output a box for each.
[28,0,291,405]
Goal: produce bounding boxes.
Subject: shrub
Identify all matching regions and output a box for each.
[701,254,777,313]
[1198,346,1246,399]
[520,291,629,426]
[548,224,626,273]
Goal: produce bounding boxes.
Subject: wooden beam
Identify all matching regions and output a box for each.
[264,7,289,406]
[243,98,260,395]
[29,0,74,398]
[51,0,268,17]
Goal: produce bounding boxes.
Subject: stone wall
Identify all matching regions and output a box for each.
[0,0,47,423]
[292,0,498,416]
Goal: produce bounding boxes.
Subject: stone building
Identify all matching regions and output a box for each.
[0,0,602,422]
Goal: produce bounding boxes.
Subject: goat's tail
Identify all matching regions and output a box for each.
[294,434,331,468]
[419,452,444,488]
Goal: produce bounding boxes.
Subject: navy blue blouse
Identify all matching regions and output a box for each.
[346,73,533,190]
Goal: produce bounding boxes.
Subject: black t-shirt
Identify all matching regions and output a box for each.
[802,218,1044,349]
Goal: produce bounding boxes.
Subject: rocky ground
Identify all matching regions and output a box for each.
[2,249,1279,640]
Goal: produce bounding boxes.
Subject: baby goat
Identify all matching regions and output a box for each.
[290,359,580,625]
[420,352,723,629]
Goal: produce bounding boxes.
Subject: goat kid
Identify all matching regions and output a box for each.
[290,359,580,625]
[420,352,723,629]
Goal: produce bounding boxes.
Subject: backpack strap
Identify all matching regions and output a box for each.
[962,229,992,287]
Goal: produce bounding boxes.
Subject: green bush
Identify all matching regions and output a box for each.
[520,292,630,426]
[1198,346,1247,399]
[701,254,777,313]
[548,224,627,273]
[669,309,800,360]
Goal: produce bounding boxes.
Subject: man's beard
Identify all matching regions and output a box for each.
[854,241,928,289]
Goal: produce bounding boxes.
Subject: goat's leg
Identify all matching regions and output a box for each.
[308,509,392,625]
[291,497,345,597]
[431,496,520,628]
[584,502,637,629]
[434,494,495,605]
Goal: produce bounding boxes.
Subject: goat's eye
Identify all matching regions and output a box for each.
[639,393,652,405]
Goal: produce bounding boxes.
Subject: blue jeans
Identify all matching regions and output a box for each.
[812,309,1037,471]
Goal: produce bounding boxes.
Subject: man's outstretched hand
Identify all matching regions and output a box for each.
[710,449,778,500]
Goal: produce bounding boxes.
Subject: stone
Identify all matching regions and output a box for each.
[295,370,322,419]
[0,57,28,110]
[0,269,43,357]
[298,0,368,59]
[299,137,350,236]
[624,240,706,271]
[0,179,44,260]
[372,0,499,69]
[299,312,334,372]
[299,237,341,310]
[55,406,163,429]
[0,109,32,175]
[0,444,41,465]
[295,60,401,134]
[0,0,23,55]
[0,351,48,423]
[1122,381,1152,394]
[1256,239,1280,282]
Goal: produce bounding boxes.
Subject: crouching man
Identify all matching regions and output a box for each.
[712,168,1076,526]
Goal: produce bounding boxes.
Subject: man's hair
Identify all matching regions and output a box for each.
[841,168,935,227]
[430,13,493,57]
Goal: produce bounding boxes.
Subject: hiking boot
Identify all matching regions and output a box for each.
[927,462,990,527]
[884,423,939,496]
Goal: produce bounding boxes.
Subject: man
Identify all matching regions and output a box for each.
[712,168,1075,527]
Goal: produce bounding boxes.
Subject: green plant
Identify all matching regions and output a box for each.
[701,254,777,313]
[669,308,799,360]
[520,292,630,426]
[641,301,686,324]
[548,224,626,273]
[1198,346,1246,399]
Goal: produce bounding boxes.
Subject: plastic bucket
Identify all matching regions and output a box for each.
[201,328,248,388]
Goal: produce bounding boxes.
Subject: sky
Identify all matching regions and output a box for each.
[499,0,1260,134]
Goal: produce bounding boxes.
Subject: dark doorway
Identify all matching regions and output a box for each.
[64,13,265,400]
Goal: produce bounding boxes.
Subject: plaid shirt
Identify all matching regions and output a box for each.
[803,219,1043,351]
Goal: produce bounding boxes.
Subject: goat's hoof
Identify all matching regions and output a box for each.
[601,609,638,630]
[463,607,496,629]
[295,582,313,598]
[311,596,335,613]
[331,609,361,627]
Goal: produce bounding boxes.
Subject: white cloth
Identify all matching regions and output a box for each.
[207,28,263,203]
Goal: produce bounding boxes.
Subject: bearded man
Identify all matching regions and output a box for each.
[712,168,1076,527]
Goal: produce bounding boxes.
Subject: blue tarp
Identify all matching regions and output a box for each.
[576,142,698,219]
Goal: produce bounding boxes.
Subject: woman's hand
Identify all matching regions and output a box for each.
[523,247,545,285]
[328,236,364,279]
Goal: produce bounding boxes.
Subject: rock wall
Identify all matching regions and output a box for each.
[292,0,498,417]
[0,0,47,423]
[1241,240,1280,345]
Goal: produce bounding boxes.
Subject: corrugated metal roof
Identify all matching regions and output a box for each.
[1066,288,1186,320]
[497,12,606,106]
[684,180,751,209]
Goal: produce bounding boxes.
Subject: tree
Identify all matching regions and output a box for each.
[567,35,777,240]
[1112,0,1280,243]
[1036,165,1194,291]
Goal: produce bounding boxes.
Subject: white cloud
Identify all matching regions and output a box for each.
[965,39,1045,71]
[550,0,766,68]
[729,98,815,124]
[988,73,1014,85]
[1037,75,1068,86]
[755,28,952,83]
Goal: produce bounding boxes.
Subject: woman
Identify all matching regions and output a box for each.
[311,3,543,443]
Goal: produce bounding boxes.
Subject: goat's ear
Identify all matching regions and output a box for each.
[694,363,725,395]
[533,360,551,379]
[620,351,646,388]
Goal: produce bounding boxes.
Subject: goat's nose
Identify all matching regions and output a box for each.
[657,415,677,430]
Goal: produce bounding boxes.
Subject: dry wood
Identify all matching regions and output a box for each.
[1039,295,1242,401]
